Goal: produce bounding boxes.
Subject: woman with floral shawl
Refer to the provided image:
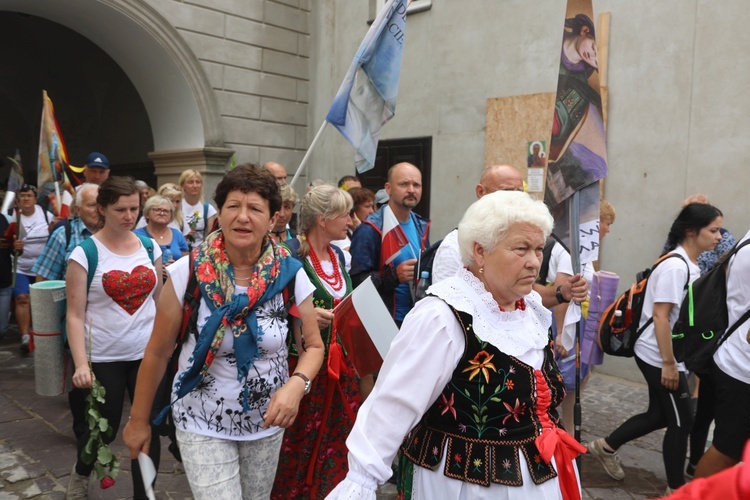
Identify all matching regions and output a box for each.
[124,164,323,499]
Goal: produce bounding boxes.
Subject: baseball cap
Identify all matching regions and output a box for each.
[375,189,389,206]
[84,152,110,170]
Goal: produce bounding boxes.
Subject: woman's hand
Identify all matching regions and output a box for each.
[72,365,94,389]
[554,342,569,358]
[563,274,588,303]
[12,236,23,253]
[263,376,306,429]
[123,418,152,459]
[661,362,679,391]
[315,307,334,330]
[161,260,174,283]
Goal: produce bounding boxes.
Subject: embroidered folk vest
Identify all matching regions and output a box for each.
[401,307,566,487]
[288,255,352,358]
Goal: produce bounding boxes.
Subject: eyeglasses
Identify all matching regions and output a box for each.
[151,208,171,215]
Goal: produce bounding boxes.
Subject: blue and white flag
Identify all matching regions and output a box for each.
[326,0,408,173]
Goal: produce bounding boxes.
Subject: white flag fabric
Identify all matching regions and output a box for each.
[326,0,408,173]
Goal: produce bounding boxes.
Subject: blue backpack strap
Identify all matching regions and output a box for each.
[78,238,98,291]
[203,202,209,237]
[283,237,302,260]
[135,233,155,264]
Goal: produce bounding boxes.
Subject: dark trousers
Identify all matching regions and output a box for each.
[606,356,694,489]
[75,360,161,500]
[688,372,716,466]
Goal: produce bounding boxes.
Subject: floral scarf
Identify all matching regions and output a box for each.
[173,230,301,413]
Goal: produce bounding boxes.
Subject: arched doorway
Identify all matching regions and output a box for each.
[0,0,231,192]
[0,12,155,185]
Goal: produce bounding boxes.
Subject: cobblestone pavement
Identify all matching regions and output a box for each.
[1,325,679,499]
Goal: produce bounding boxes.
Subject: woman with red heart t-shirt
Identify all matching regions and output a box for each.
[65,176,163,499]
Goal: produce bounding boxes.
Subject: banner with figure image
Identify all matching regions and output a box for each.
[544,1,608,265]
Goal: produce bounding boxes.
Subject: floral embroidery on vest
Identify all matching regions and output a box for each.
[401,306,566,487]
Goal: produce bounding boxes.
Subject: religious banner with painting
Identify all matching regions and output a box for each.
[544,0,608,265]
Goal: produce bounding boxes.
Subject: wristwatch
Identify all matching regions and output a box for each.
[555,285,570,304]
[292,372,311,395]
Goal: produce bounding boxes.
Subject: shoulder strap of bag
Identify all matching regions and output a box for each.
[203,202,209,237]
[135,233,155,264]
[636,253,690,335]
[78,238,98,292]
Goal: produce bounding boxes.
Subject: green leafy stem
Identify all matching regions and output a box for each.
[81,321,120,482]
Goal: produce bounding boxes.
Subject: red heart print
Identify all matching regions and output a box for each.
[102,265,157,315]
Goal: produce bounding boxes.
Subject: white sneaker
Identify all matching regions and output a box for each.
[588,437,625,480]
[65,466,89,499]
[19,334,30,355]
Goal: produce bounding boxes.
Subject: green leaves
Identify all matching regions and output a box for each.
[82,366,120,481]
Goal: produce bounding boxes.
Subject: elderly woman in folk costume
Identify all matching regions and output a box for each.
[327,191,586,500]
[124,164,323,499]
[272,184,362,499]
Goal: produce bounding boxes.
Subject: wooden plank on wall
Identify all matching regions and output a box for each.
[484,92,555,201]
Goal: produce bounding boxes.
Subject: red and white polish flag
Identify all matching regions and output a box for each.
[380,205,411,267]
[333,277,399,376]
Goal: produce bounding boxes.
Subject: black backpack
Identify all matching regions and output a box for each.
[598,253,688,357]
[535,237,557,285]
[413,237,444,300]
[671,239,750,375]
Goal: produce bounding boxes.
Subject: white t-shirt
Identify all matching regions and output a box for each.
[68,237,162,363]
[330,237,353,272]
[168,255,315,441]
[714,230,750,384]
[546,242,574,285]
[431,229,461,284]
[182,199,218,248]
[16,206,55,275]
[634,245,699,370]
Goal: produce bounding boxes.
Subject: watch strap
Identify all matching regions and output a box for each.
[292,372,311,394]
[556,285,570,304]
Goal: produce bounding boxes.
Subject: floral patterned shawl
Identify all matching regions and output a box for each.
[173,230,301,413]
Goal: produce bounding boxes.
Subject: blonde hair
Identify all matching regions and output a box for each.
[179,169,205,202]
[279,183,299,206]
[297,185,353,259]
[600,199,616,224]
[158,184,184,229]
[458,191,553,267]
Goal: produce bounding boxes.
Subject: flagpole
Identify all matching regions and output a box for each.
[289,121,328,190]
[569,191,583,469]
[12,199,19,288]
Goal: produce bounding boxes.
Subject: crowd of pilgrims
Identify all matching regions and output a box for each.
[5,155,748,499]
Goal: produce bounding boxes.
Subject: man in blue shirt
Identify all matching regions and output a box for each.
[33,183,99,281]
[350,163,430,325]
[31,182,99,443]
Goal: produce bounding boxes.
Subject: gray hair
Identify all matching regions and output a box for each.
[134,180,149,190]
[457,191,554,266]
[143,195,174,222]
[279,182,299,205]
[75,183,99,207]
